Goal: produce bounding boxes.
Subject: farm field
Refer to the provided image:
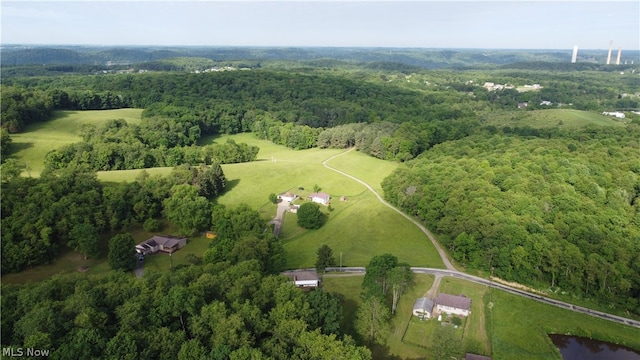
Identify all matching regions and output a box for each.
[9,109,144,176]
[484,109,628,129]
[324,275,640,359]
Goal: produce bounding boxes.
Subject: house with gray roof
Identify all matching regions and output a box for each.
[413,297,435,318]
[136,235,187,255]
[435,293,472,317]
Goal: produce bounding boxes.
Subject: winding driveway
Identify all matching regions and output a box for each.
[319,149,640,329]
[322,148,455,270]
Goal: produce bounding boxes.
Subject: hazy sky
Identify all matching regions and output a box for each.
[2,1,639,49]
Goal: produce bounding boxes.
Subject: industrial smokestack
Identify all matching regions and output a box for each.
[607,40,613,64]
[571,45,578,63]
[616,47,622,65]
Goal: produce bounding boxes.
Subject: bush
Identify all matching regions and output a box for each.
[143,218,161,232]
[297,202,326,229]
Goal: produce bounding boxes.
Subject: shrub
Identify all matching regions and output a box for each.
[143,218,161,232]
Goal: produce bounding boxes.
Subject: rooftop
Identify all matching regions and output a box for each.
[435,293,471,311]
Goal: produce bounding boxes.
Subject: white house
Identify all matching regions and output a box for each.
[602,111,626,119]
[540,100,553,106]
[309,192,330,206]
[278,192,297,202]
[413,297,435,319]
[434,293,471,317]
[281,270,320,288]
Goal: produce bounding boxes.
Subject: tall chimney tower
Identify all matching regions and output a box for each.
[607,40,613,64]
[571,45,578,63]
[616,47,622,65]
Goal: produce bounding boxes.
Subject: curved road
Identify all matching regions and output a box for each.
[319,149,640,329]
[324,267,640,329]
[322,148,456,270]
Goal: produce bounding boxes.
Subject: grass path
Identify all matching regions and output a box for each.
[323,148,456,271]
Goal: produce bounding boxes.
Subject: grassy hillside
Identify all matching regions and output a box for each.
[9,109,143,176]
[483,109,628,129]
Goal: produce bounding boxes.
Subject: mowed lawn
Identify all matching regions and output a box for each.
[485,109,628,129]
[281,191,444,269]
[325,275,640,360]
[437,277,491,356]
[9,109,143,176]
[490,286,640,360]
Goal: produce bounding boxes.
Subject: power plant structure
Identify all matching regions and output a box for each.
[571,45,578,63]
[607,40,613,64]
[616,47,622,65]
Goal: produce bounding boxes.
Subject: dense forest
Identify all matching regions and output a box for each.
[1,260,369,359]
[382,126,640,312]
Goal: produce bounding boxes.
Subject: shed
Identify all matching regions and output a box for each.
[413,297,435,318]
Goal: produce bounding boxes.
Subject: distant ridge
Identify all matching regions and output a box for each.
[3,45,639,69]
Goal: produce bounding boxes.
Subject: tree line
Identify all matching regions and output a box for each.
[44,119,258,171]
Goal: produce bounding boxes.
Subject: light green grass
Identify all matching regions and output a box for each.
[324,150,400,193]
[9,109,143,176]
[97,167,174,183]
[282,191,445,269]
[485,109,628,129]
[490,286,640,359]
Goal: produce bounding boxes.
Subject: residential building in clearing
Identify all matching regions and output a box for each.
[309,192,330,206]
[135,235,187,255]
[281,269,320,288]
[278,192,297,202]
[413,297,435,318]
[434,293,472,317]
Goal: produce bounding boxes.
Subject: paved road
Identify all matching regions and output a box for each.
[322,148,456,271]
[323,266,640,329]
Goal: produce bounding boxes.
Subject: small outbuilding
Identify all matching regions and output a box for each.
[413,297,435,319]
[281,269,320,288]
[309,192,330,206]
[464,353,492,360]
[278,192,297,202]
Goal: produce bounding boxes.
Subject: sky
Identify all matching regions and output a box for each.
[1,1,639,49]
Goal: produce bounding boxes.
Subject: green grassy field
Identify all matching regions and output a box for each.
[484,109,628,129]
[282,191,445,269]
[324,275,640,360]
[9,109,144,176]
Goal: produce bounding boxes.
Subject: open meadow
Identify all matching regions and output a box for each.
[483,109,628,129]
